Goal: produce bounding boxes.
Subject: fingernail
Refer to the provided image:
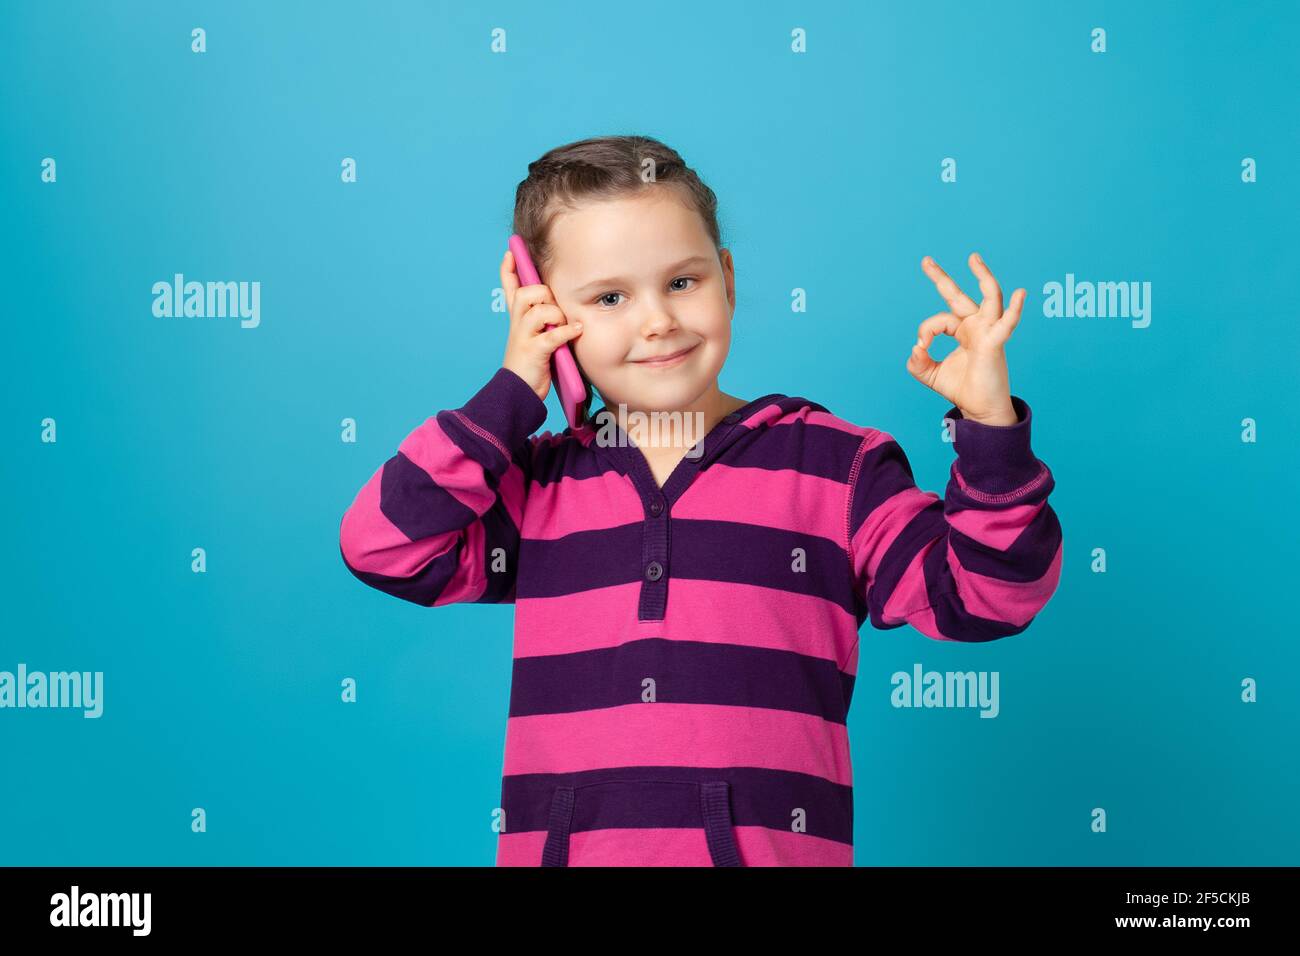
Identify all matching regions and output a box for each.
[573,321,583,329]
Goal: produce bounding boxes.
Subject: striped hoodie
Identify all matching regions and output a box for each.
[339,366,1062,866]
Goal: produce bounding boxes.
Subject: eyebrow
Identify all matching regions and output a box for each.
[572,255,713,295]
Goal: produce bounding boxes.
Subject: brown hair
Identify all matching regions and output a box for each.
[511,134,724,426]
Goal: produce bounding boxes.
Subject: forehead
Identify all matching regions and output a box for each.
[546,191,711,279]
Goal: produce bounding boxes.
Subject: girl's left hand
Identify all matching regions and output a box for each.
[907,252,1024,426]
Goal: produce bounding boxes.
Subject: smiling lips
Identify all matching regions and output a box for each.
[633,344,697,367]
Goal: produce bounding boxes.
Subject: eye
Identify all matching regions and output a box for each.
[594,277,697,309]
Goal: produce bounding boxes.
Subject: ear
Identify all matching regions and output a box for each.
[718,247,736,313]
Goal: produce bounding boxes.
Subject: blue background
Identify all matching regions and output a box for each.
[2,0,1296,865]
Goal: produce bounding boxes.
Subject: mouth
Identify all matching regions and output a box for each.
[631,343,698,368]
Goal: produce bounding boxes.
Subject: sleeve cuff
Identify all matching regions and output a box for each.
[455,367,549,453]
[943,395,1043,494]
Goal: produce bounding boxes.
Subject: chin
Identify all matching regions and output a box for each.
[628,375,712,411]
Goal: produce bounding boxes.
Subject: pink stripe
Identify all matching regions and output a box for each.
[512,582,641,658]
[738,403,791,430]
[498,461,527,531]
[947,499,1047,551]
[946,538,1063,627]
[570,827,712,865]
[398,417,500,514]
[738,832,847,868]
[802,409,875,440]
[675,463,845,542]
[339,461,488,602]
[503,703,853,786]
[732,826,853,866]
[495,826,853,866]
[523,470,643,540]
[340,468,397,572]
[514,578,859,673]
[496,830,547,866]
[850,485,941,586]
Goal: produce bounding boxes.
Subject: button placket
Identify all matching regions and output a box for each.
[639,492,669,619]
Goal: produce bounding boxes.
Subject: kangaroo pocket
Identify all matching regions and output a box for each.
[541,779,743,866]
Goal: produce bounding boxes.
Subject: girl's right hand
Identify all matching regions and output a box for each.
[500,248,584,402]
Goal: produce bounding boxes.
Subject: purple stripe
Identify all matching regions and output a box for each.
[924,541,1035,641]
[508,637,853,724]
[848,437,918,542]
[476,497,522,604]
[713,418,861,481]
[517,523,644,596]
[456,366,549,454]
[435,409,512,480]
[339,538,462,607]
[672,519,857,614]
[529,437,624,487]
[945,458,1055,512]
[945,500,1062,582]
[501,765,853,846]
[516,519,857,614]
[531,417,861,490]
[865,500,947,624]
[378,450,479,542]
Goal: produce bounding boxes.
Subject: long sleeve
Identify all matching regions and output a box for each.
[339,366,548,607]
[845,395,1062,641]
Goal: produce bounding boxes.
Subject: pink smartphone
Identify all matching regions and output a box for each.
[508,234,588,430]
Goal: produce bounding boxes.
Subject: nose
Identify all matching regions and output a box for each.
[638,298,678,337]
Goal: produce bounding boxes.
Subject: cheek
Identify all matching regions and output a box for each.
[698,312,732,363]
[572,326,623,367]
[698,309,732,344]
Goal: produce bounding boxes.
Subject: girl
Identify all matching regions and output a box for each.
[339,135,1062,867]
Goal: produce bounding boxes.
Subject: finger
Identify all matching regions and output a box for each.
[996,288,1026,336]
[525,303,568,334]
[501,249,519,306]
[501,250,526,323]
[968,252,1003,317]
[921,256,979,316]
[511,283,556,323]
[544,320,583,350]
[915,311,960,350]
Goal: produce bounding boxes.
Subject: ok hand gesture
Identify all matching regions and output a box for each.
[907,253,1024,426]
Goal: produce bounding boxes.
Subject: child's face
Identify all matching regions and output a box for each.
[542,190,735,416]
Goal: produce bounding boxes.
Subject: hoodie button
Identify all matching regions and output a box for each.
[649,500,663,516]
[645,561,663,581]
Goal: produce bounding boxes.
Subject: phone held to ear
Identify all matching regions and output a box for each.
[508,234,587,431]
